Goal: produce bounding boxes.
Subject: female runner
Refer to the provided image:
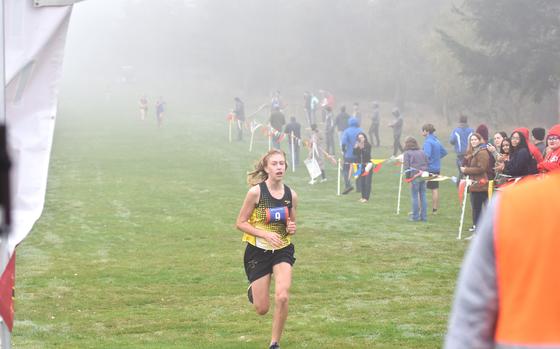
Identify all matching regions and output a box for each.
[236,149,298,349]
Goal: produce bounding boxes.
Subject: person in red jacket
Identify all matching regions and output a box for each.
[513,127,544,165]
[538,124,560,173]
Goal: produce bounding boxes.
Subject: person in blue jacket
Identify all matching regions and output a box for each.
[340,117,364,194]
[449,114,473,183]
[422,123,448,214]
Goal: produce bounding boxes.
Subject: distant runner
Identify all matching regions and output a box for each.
[139,95,148,120]
[156,97,165,127]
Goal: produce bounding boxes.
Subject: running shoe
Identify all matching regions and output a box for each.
[269,343,280,349]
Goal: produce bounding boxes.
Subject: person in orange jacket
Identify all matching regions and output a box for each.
[538,124,560,173]
[445,171,560,349]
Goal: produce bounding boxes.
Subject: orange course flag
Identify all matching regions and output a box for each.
[458,179,467,203]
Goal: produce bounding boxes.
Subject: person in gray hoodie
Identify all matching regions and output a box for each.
[403,136,428,221]
[389,107,404,156]
[340,117,364,194]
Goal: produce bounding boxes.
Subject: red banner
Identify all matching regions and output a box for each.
[0,252,15,332]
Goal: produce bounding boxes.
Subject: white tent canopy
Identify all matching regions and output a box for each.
[5,0,79,252]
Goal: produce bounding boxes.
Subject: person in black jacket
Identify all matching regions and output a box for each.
[324,106,336,155]
[234,97,245,141]
[284,117,301,166]
[269,107,286,150]
[502,131,537,177]
[335,106,350,153]
[353,132,373,203]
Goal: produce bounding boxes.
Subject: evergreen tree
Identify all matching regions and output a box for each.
[439,0,560,103]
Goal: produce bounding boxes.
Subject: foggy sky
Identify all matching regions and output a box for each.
[60,0,557,127]
[63,0,448,103]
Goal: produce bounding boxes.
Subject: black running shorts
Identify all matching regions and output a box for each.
[244,243,296,283]
[427,171,440,189]
[427,180,439,189]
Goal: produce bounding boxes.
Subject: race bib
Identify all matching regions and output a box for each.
[265,207,289,224]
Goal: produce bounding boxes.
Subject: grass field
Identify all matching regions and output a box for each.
[12,95,471,348]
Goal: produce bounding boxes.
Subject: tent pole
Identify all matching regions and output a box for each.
[0,0,12,347]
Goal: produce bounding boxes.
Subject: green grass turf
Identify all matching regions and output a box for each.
[12,98,472,348]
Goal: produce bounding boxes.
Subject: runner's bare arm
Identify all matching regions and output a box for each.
[286,190,297,235]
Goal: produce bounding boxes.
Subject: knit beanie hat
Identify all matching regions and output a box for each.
[476,124,489,143]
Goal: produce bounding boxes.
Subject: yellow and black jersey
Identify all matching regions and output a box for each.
[242,182,293,250]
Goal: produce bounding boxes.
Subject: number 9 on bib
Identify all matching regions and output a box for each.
[265,207,289,224]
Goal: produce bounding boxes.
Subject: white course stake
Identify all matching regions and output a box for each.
[268,124,272,151]
[291,131,295,172]
[228,118,232,143]
[396,160,404,215]
[337,158,341,196]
